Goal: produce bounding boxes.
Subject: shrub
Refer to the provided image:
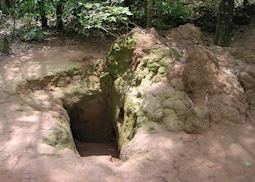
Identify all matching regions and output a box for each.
[63,1,132,36]
[22,27,48,41]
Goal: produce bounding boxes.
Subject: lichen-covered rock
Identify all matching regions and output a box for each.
[183,46,247,124]
[103,24,248,149]
[43,113,77,151]
[102,29,187,148]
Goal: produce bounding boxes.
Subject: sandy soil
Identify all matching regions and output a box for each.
[75,141,119,158]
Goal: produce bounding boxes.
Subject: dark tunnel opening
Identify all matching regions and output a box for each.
[65,95,119,158]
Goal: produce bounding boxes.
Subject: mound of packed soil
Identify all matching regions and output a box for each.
[0,25,254,182]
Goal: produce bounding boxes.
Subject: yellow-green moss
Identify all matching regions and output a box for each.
[106,35,137,79]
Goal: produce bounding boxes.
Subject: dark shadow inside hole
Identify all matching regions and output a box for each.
[65,95,119,158]
[118,107,124,124]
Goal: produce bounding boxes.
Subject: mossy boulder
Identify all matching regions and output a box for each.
[103,24,247,150]
[102,27,208,149]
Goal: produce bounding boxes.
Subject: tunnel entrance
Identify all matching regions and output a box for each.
[65,94,119,158]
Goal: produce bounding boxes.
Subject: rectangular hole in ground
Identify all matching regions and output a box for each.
[65,95,119,158]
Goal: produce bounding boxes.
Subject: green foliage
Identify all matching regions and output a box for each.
[63,1,132,36]
[130,0,192,29]
[243,161,252,168]
[18,0,55,19]
[203,0,220,13]
[2,0,252,36]
[154,0,192,26]
[22,27,48,41]
[191,0,220,18]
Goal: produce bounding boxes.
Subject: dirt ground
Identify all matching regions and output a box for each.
[0,27,255,182]
[230,21,255,64]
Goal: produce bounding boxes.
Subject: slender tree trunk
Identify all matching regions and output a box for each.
[56,0,63,30]
[214,0,234,47]
[12,14,15,36]
[147,0,153,28]
[1,37,10,54]
[38,0,48,28]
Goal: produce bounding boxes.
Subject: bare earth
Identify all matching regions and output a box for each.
[0,31,255,182]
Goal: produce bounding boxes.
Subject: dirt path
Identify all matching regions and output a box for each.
[0,35,254,182]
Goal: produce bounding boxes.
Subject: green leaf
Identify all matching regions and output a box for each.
[243,161,252,168]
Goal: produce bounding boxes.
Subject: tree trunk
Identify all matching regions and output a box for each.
[38,0,48,28]
[147,0,153,28]
[56,0,63,30]
[214,0,234,47]
[1,37,10,54]
[12,14,15,36]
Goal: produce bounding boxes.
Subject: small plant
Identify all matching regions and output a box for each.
[243,161,252,168]
[22,27,48,41]
[155,0,192,25]
[148,126,155,132]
